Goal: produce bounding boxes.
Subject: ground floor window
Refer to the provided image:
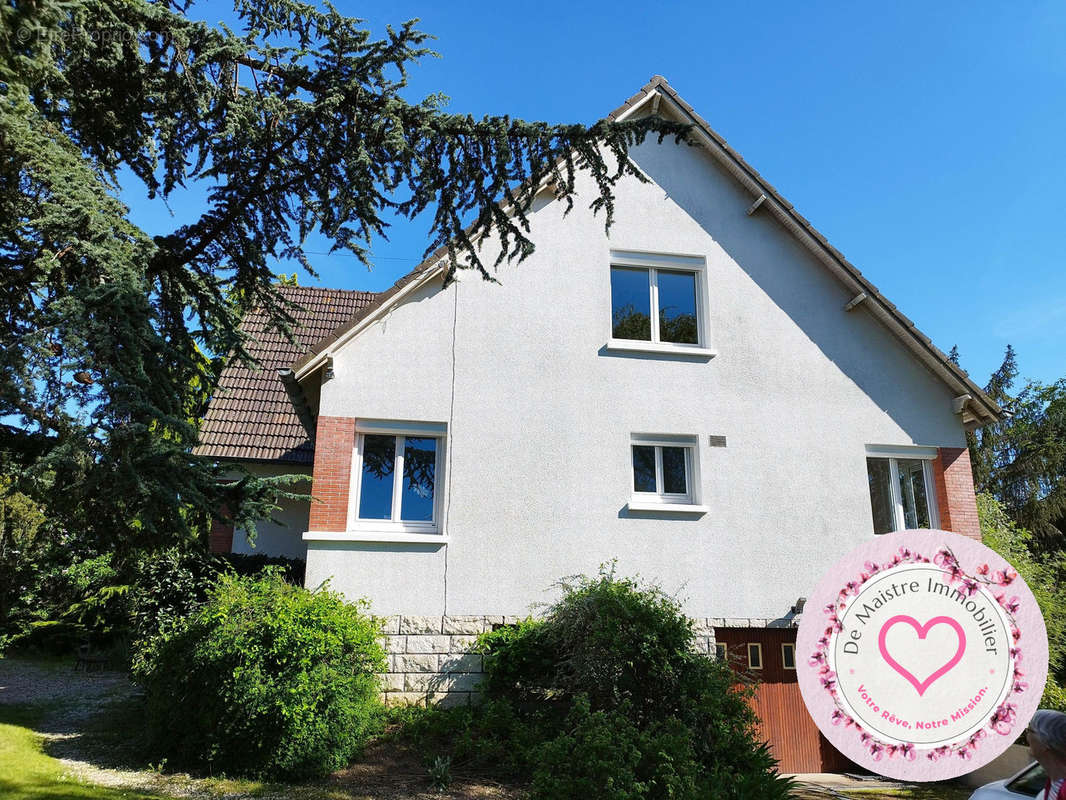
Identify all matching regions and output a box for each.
[350,421,445,533]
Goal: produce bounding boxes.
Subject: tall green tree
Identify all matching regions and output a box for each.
[978,492,1066,711]
[0,0,688,554]
[968,346,1066,548]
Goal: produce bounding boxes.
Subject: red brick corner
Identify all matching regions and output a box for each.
[208,511,234,553]
[308,416,356,532]
[933,447,981,541]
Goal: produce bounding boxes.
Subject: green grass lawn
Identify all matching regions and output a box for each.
[0,705,165,800]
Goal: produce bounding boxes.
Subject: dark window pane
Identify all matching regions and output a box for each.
[898,459,930,529]
[867,457,894,534]
[632,446,656,492]
[661,446,687,494]
[359,435,395,520]
[657,270,698,344]
[611,267,651,341]
[748,644,761,669]
[782,644,796,669]
[400,437,437,521]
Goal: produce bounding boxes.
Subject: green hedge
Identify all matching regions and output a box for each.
[135,569,385,779]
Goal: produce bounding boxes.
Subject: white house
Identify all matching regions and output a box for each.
[195,77,1001,772]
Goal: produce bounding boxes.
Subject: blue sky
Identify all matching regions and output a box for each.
[126,1,1065,388]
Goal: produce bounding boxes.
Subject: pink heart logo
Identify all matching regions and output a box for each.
[878,615,967,696]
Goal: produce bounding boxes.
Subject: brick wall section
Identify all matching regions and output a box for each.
[208,513,233,553]
[308,415,356,531]
[933,447,982,541]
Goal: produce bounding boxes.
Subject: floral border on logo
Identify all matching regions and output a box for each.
[808,545,1026,762]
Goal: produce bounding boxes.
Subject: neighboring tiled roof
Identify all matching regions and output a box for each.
[194,285,376,464]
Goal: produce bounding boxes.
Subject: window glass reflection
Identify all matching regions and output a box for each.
[661,446,687,494]
[611,267,652,341]
[657,270,698,344]
[632,445,656,492]
[400,437,436,521]
[359,435,395,519]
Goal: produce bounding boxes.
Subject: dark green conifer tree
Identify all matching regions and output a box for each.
[0,0,688,554]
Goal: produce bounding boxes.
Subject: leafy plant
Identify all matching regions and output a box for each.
[427,754,452,793]
[397,567,793,799]
[135,569,386,779]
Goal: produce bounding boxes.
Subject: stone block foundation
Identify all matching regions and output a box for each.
[377,615,731,707]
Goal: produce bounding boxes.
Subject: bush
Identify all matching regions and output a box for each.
[129,549,308,672]
[135,569,385,779]
[396,567,792,799]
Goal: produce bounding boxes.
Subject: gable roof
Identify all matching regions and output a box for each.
[290,76,1002,429]
[194,285,376,463]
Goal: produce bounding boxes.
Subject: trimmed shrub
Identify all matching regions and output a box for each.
[135,569,385,779]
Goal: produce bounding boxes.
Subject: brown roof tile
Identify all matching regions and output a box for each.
[194,285,376,464]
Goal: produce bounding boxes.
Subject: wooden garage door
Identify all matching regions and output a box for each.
[714,627,854,774]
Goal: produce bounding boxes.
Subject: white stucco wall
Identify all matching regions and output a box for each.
[306,134,967,620]
[232,463,311,559]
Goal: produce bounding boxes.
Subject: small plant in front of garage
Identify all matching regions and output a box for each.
[134,568,386,779]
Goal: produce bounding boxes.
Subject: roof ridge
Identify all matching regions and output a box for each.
[275,284,377,296]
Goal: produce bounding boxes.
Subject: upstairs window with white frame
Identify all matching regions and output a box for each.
[350,421,445,533]
[865,446,938,535]
[608,252,709,354]
[628,434,704,513]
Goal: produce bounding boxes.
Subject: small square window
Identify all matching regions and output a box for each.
[781,642,796,670]
[628,435,702,511]
[865,449,938,534]
[714,642,727,661]
[747,643,762,670]
[350,423,445,533]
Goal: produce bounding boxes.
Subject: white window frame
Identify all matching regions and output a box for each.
[347,421,446,536]
[626,433,707,514]
[606,250,715,358]
[714,642,727,661]
[865,445,940,534]
[781,642,796,671]
[747,643,763,670]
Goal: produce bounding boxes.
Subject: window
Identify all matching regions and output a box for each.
[349,421,445,534]
[781,642,796,670]
[627,434,705,513]
[747,643,762,670]
[865,447,939,534]
[607,251,711,355]
[714,642,727,661]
